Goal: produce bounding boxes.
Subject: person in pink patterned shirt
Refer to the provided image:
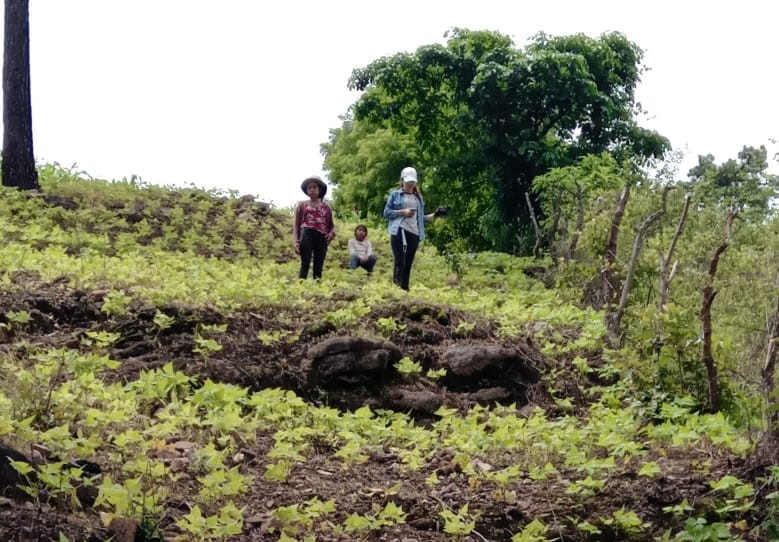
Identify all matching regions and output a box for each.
[293,175,336,279]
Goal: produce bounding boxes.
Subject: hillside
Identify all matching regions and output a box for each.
[0,165,775,542]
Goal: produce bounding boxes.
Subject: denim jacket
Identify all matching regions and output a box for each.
[383,189,426,241]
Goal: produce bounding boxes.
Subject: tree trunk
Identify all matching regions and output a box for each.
[761,272,779,433]
[567,183,584,261]
[658,195,691,312]
[599,186,630,312]
[2,0,39,190]
[524,192,543,258]
[700,210,737,413]
[607,187,672,345]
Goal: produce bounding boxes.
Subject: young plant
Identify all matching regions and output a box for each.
[1,309,31,332]
[395,356,423,377]
[454,321,476,338]
[426,367,447,380]
[152,310,175,339]
[512,518,549,542]
[100,289,133,317]
[376,316,406,336]
[342,502,407,536]
[600,507,649,537]
[268,497,335,537]
[439,504,476,537]
[673,517,742,542]
[193,324,226,361]
[257,329,298,346]
[81,330,121,350]
[175,502,244,540]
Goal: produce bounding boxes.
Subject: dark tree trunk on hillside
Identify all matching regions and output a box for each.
[700,210,738,413]
[761,273,779,433]
[599,186,630,312]
[658,195,691,312]
[2,0,39,190]
[607,187,672,346]
[524,192,542,258]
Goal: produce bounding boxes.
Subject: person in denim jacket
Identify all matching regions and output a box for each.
[383,167,445,290]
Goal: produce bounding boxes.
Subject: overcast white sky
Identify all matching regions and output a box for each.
[5,1,778,207]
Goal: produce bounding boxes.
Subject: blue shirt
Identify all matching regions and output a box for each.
[384,189,427,241]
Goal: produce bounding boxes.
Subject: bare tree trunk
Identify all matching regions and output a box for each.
[566,184,585,261]
[701,210,738,413]
[761,272,779,433]
[548,210,561,261]
[524,192,543,258]
[607,187,672,344]
[2,0,38,190]
[599,186,630,312]
[658,195,691,312]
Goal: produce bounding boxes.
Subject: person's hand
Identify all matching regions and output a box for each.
[402,208,416,217]
[326,232,335,243]
[293,241,300,254]
[434,206,448,217]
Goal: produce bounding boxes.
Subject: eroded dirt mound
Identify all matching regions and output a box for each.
[0,281,550,417]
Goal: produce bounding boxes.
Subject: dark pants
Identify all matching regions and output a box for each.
[349,253,377,273]
[299,228,328,279]
[390,229,419,291]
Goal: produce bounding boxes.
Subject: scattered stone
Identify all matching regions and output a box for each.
[0,445,35,499]
[308,336,403,387]
[437,342,541,391]
[385,388,443,415]
[468,387,510,404]
[108,517,139,542]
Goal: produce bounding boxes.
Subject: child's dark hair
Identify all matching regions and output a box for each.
[354,224,368,234]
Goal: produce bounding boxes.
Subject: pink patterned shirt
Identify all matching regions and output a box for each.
[293,200,335,241]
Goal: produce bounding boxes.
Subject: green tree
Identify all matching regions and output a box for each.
[2,0,39,190]
[531,153,627,261]
[327,28,669,254]
[323,118,418,218]
[686,145,778,221]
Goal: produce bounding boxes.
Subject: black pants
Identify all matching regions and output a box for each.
[349,253,378,273]
[390,229,419,291]
[299,228,328,279]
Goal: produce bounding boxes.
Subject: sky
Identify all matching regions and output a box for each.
[4,1,777,207]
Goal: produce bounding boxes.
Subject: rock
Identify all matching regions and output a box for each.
[385,388,443,415]
[108,517,139,542]
[468,387,510,404]
[0,445,35,499]
[308,336,403,387]
[434,342,543,405]
[439,342,540,378]
[43,194,78,210]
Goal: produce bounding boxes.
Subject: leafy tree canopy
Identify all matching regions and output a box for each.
[686,145,779,221]
[324,28,670,254]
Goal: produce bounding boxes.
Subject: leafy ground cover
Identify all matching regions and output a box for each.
[0,167,776,541]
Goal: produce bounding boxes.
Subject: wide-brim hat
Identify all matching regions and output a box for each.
[301,175,327,197]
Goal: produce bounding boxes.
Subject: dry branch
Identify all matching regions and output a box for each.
[701,210,738,413]
[607,187,673,344]
[600,186,630,312]
[567,184,585,261]
[524,192,543,258]
[761,271,779,431]
[658,194,691,311]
